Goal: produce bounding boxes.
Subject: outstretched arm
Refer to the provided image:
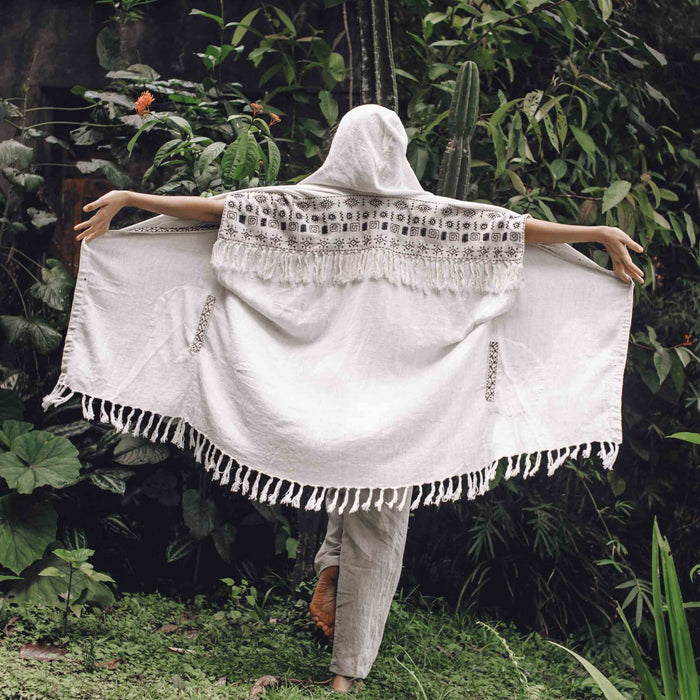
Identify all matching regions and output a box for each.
[524,216,645,285]
[74,190,226,242]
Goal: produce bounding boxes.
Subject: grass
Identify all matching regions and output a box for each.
[0,580,641,699]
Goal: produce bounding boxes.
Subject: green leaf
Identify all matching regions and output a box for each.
[112,433,169,465]
[0,419,34,449]
[182,489,217,541]
[211,522,236,564]
[0,495,58,574]
[597,0,613,20]
[319,90,338,126]
[602,181,631,214]
[88,472,128,495]
[265,138,281,181]
[644,42,667,66]
[4,169,44,193]
[163,115,194,138]
[230,8,260,47]
[0,139,33,169]
[26,208,57,229]
[616,603,666,700]
[651,520,680,700]
[682,211,696,246]
[52,547,94,564]
[521,90,543,121]
[505,169,527,195]
[554,98,568,145]
[327,52,346,83]
[548,159,567,182]
[225,130,259,181]
[666,432,700,444]
[543,112,559,153]
[165,536,195,563]
[547,641,626,699]
[569,125,597,158]
[272,6,296,35]
[74,159,132,189]
[195,142,227,178]
[95,26,123,71]
[5,548,115,608]
[0,430,82,494]
[653,349,673,386]
[189,9,224,27]
[28,259,74,312]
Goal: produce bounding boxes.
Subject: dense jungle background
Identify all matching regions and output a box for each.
[0,0,699,698]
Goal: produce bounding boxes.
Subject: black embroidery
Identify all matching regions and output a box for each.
[189,294,217,354]
[485,340,499,401]
[219,192,526,265]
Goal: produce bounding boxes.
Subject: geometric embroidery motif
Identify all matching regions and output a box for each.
[485,340,499,401]
[218,192,526,265]
[188,294,216,354]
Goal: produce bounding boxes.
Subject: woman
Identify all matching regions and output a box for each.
[71,105,644,693]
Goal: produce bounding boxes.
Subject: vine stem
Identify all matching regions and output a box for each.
[342,1,353,110]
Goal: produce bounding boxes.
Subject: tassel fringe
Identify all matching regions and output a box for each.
[41,379,623,514]
[211,238,525,296]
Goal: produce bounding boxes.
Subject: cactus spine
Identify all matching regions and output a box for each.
[357,0,398,111]
[437,61,480,200]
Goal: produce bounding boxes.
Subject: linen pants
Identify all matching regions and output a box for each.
[313,488,411,679]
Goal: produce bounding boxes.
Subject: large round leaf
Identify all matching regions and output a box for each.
[6,548,115,608]
[0,430,82,494]
[113,433,169,465]
[29,259,75,312]
[0,495,57,574]
[0,419,34,449]
[0,315,63,354]
[182,489,217,540]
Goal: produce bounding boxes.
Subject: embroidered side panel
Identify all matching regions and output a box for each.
[189,294,217,354]
[485,340,499,401]
[218,192,526,265]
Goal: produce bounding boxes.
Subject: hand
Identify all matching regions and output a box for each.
[73,190,130,243]
[597,226,645,285]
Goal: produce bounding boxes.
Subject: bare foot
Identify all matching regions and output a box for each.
[309,564,338,641]
[331,674,356,692]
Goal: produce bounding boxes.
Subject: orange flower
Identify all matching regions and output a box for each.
[683,333,695,345]
[269,112,281,127]
[134,90,155,117]
[251,102,263,117]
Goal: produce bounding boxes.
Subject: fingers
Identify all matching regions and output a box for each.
[620,248,645,279]
[626,235,644,253]
[82,197,103,212]
[613,258,643,285]
[74,223,105,242]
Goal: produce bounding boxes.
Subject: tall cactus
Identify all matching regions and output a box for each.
[437,61,480,200]
[357,0,398,111]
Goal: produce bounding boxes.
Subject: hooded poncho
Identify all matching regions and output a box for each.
[42,104,635,514]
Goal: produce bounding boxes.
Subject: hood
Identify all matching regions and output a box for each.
[297,104,426,196]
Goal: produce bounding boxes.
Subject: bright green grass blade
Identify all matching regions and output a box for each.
[547,641,626,700]
[658,528,700,700]
[616,603,665,700]
[653,518,679,700]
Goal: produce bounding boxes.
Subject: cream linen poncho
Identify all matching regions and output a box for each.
[42,104,635,514]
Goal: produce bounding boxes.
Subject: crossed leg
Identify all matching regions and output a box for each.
[311,488,411,691]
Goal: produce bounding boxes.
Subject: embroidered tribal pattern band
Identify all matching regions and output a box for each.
[211,191,530,295]
[217,192,526,265]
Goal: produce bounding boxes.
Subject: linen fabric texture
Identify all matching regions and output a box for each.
[42,104,635,514]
